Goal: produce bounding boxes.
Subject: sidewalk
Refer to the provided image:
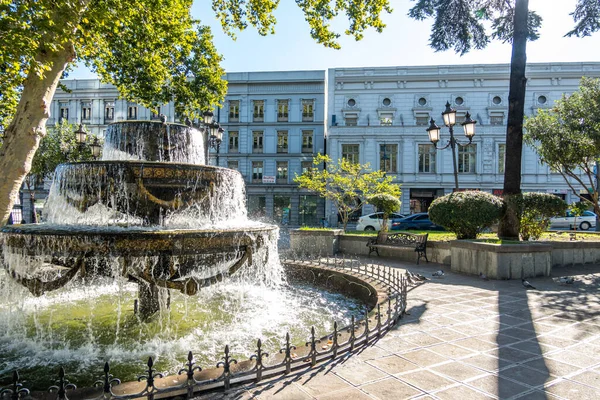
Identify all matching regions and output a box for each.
[201,259,600,399]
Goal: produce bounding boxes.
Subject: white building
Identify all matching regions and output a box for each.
[325,62,600,223]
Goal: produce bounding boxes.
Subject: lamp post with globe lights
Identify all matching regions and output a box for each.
[426,102,477,190]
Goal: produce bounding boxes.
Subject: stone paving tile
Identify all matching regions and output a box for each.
[427,343,477,360]
[397,370,455,392]
[511,389,562,399]
[545,379,600,400]
[427,327,469,342]
[317,388,374,400]
[399,348,452,368]
[333,361,389,386]
[461,354,501,373]
[535,334,579,349]
[465,374,531,399]
[353,344,392,361]
[430,362,489,382]
[361,377,425,399]
[295,370,351,397]
[568,370,600,389]
[366,355,421,375]
[522,357,583,377]
[244,381,312,400]
[452,337,499,352]
[507,339,558,355]
[547,349,600,369]
[433,384,495,400]
[484,346,540,364]
[498,364,557,389]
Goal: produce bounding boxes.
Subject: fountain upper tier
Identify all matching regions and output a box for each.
[102,121,205,164]
[43,162,247,226]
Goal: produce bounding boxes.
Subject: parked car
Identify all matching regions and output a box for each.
[549,210,597,230]
[391,213,445,231]
[356,212,406,231]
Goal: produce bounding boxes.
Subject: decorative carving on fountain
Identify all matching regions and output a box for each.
[0,121,277,319]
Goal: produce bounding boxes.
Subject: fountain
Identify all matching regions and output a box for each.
[1,121,278,319]
[0,121,407,396]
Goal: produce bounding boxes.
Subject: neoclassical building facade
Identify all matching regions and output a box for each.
[325,62,600,222]
[16,62,600,226]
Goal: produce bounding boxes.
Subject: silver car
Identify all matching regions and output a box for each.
[356,212,406,231]
[549,210,597,230]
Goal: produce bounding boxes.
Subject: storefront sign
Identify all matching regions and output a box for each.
[547,189,567,194]
[262,176,276,184]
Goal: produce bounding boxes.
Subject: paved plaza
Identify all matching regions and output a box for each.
[201,258,600,399]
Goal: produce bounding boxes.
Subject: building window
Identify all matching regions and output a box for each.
[342,144,360,164]
[458,145,477,173]
[59,105,69,122]
[379,144,397,173]
[127,105,137,120]
[418,97,427,106]
[302,99,314,122]
[498,143,506,174]
[302,130,313,153]
[379,113,393,126]
[227,160,239,170]
[228,131,239,153]
[418,144,436,173]
[229,100,240,122]
[301,161,312,175]
[299,195,318,226]
[248,195,266,218]
[276,161,288,183]
[104,102,114,122]
[345,115,358,126]
[81,102,91,121]
[252,161,263,182]
[415,113,429,126]
[490,114,504,125]
[277,99,289,122]
[252,131,263,153]
[274,196,291,225]
[277,131,288,153]
[253,100,264,122]
[492,96,502,105]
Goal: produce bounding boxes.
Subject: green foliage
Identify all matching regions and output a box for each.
[519,192,567,240]
[30,121,99,181]
[429,191,504,239]
[294,154,401,232]
[524,77,600,216]
[367,193,401,232]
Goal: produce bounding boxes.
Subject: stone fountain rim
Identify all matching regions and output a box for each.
[57,160,238,172]
[107,120,192,128]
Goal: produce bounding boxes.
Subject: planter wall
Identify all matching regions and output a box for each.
[450,240,552,279]
[289,229,343,256]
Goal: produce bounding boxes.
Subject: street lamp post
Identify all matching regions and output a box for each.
[90,137,102,160]
[74,124,88,149]
[426,102,477,190]
[201,111,224,166]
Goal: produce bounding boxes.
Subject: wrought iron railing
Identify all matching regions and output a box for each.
[0,257,407,400]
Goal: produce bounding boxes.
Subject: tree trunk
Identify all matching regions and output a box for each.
[0,44,75,226]
[498,0,529,240]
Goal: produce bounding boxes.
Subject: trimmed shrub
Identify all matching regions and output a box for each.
[520,192,567,240]
[368,193,401,232]
[429,191,504,239]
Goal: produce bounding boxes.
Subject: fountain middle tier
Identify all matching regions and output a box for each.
[1,224,279,305]
[43,161,247,226]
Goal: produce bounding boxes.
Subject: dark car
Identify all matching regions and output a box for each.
[391,213,444,231]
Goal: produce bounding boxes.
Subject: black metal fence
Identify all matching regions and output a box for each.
[1,257,407,400]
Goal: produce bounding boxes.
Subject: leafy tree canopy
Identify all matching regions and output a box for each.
[408,0,599,55]
[524,77,600,214]
[295,154,401,231]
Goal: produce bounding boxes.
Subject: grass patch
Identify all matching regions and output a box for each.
[342,230,600,242]
[298,226,337,231]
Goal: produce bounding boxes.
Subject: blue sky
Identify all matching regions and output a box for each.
[69,0,600,79]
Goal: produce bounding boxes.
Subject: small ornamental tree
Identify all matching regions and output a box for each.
[519,192,567,240]
[367,193,401,232]
[429,191,504,239]
[295,154,401,232]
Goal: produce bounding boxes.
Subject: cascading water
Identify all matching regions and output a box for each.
[0,121,365,390]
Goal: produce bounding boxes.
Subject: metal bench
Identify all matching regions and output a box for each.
[367,232,429,264]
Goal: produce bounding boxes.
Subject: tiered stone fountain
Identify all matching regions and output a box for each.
[1,121,277,319]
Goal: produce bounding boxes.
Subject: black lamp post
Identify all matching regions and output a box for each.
[74,124,88,148]
[426,102,477,190]
[202,111,224,166]
[90,136,102,160]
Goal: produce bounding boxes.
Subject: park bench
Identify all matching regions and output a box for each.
[366,232,429,264]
